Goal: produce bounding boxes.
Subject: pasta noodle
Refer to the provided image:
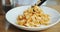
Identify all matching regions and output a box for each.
[17,6,50,27]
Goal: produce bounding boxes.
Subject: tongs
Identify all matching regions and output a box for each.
[38,0,46,6]
[32,0,46,7]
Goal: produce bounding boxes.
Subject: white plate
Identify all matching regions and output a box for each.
[6,6,60,31]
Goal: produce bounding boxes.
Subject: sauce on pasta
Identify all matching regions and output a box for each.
[17,6,50,27]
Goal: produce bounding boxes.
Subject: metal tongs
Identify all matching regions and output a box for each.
[38,0,46,6]
[31,0,46,10]
[32,0,46,7]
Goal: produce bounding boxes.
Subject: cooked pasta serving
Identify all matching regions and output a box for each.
[17,6,50,27]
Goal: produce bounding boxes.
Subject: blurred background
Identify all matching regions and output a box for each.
[1,0,60,13]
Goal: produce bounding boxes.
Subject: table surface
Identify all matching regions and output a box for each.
[0,0,60,32]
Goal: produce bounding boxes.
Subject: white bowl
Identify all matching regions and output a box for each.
[6,6,60,31]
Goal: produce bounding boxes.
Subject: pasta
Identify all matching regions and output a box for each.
[17,6,50,27]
